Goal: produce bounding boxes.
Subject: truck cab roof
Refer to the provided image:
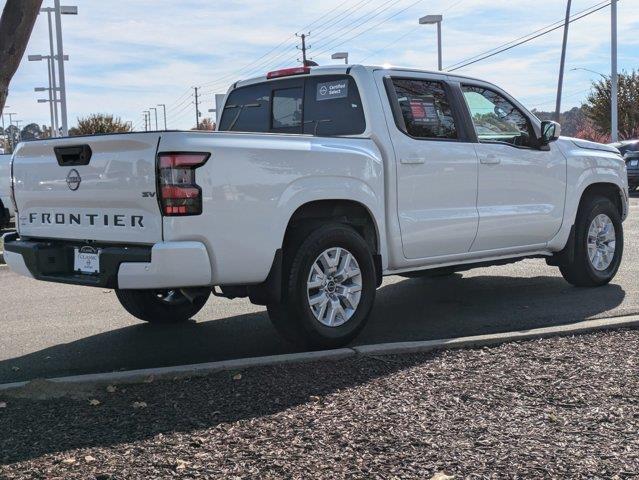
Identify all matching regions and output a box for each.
[232,64,490,91]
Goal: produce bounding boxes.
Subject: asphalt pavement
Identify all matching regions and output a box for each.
[2,197,638,384]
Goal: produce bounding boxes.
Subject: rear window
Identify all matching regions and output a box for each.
[219,74,365,136]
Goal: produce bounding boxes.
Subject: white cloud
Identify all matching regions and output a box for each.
[2,0,638,131]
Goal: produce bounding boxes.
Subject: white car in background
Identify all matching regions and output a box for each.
[0,153,14,231]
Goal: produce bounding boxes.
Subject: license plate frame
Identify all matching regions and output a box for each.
[74,247,101,274]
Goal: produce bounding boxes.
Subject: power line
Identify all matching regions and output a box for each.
[311,0,426,59]
[359,0,465,62]
[445,0,609,70]
[446,1,612,72]
[311,0,408,55]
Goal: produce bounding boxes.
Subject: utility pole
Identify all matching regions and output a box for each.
[194,87,200,128]
[158,104,167,130]
[297,33,311,66]
[143,111,150,132]
[555,0,572,122]
[5,113,16,152]
[150,107,158,130]
[611,0,618,142]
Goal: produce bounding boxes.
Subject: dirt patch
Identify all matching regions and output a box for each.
[1,329,638,479]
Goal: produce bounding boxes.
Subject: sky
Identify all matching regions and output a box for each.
[2,0,638,132]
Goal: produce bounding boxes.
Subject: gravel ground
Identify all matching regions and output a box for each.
[1,329,638,479]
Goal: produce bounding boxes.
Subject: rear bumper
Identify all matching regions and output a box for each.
[2,232,212,289]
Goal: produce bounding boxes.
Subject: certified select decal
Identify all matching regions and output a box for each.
[316,80,348,101]
[66,169,81,191]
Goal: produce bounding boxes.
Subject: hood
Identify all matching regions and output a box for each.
[566,137,621,155]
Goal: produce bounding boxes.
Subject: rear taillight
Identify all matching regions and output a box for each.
[157,152,209,216]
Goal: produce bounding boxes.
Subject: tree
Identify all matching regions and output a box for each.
[20,122,43,140]
[69,114,132,136]
[192,118,216,131]
[532,107,587,138]
[0,0,43,113]
[583,70,639,140]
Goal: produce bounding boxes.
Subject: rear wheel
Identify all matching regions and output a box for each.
[559,195,623,287]
[115,289,210,323]
[268,224,376,349]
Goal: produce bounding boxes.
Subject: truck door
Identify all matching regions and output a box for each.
[459,83,567,252]
[382,73,479,260]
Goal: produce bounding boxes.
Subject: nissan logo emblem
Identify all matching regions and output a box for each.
[66,169,81,191]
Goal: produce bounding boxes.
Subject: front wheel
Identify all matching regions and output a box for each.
[115,289,210,323]
[559,195,623,287]
[268,224,377,349]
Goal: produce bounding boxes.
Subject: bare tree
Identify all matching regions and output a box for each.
[0,0,43,112]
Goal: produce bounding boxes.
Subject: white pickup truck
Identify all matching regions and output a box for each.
[0,153,15,231]
[3,65,628,348]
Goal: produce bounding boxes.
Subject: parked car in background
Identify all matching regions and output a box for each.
[610,140,639,191]
[624,151,639,191]
[0,153,15,231]
[609,139,639,157]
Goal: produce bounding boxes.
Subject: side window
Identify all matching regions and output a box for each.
[462,85,535,148]
[391,79,458,140]
[303,76,366,136]
[219,83,270,132]
[272,87,303,133]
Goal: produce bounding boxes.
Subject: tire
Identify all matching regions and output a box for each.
[268,223,377,349]
[115,289,210,324]
[559,195,623,287]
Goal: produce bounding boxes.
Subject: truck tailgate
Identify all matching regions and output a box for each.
[13,133,163,244]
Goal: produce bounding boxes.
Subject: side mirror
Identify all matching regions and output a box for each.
[540,120,561,145]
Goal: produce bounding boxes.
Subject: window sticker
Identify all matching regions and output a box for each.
[316,80,348,101]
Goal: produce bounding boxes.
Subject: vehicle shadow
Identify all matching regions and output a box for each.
[0,274,628,465]
[0,274,627,384]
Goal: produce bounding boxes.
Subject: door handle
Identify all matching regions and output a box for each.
[480,154,501,165]
[401,155,426,164]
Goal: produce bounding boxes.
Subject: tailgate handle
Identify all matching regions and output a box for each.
[54,145,92,166]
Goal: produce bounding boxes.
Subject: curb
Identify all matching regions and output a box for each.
[353,315,639,355]
[1,315,638,393]
[0,348,356,392]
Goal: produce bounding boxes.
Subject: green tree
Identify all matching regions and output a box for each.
[583,70,639,140]
[69,114,132,136]
[20,122,43,140]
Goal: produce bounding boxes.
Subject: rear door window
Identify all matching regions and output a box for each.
[390,78,458,140]
[219,74,365,136]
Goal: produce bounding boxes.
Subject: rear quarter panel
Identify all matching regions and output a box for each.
[159,132,385,285]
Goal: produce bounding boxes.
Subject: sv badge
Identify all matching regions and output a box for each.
[142,192,156,198]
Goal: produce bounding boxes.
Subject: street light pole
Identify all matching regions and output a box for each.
[419,15,443,71]
[611,0,618,142]
[150,107,158,130]
[45,8,60,136]
[157,104,167,130]
[555,0,572,122]
[331,52,349,64]
[53,2,77,136]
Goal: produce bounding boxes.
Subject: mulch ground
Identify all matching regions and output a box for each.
[1,328,638,479]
